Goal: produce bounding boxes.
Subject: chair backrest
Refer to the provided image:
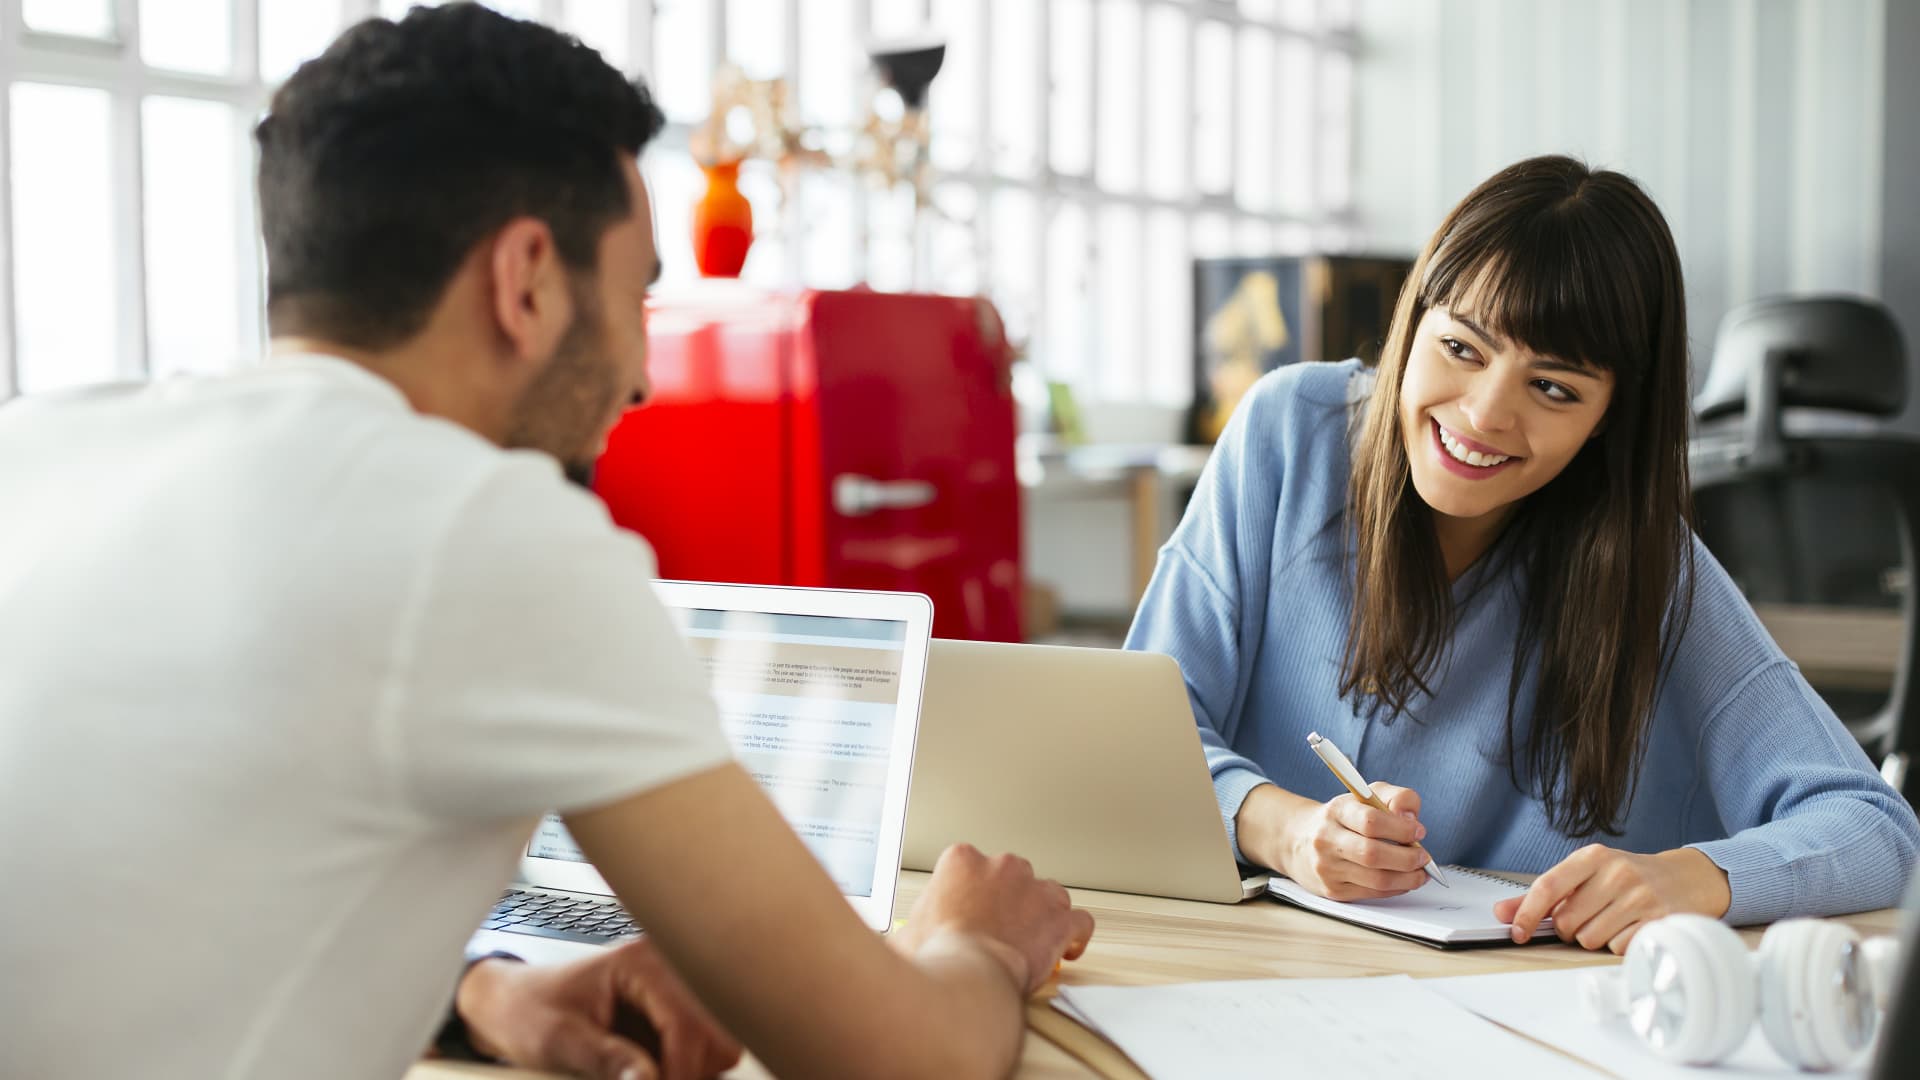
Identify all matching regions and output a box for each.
[1690,297,1919,787]
[1695,296,1906,423]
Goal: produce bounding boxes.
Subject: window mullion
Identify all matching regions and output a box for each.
[972,0,992,284]
[1265,22,1280,227]
[783,0,802,286]
[853,0,872,285]
[1306,2,1323,224]
[631,0,652,80]
[1224,11,1239,217]
[232,0,258,83]
[235,95,266,361]
[1132,0,1150,396]
[1086,0,1099,185]
[112,0,149,379]
[0,37,16,399]
[1032,0,1050,381]
[1183,4,1199,204]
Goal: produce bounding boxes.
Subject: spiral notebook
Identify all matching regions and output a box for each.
[1266,867,1552,948]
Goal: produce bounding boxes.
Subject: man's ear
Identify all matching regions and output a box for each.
[488,217,572,365]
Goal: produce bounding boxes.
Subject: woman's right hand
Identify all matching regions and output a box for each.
[1236,782,1433,901]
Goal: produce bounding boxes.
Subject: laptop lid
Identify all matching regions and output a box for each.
[902,639,1264,903]
[513,581,933,933]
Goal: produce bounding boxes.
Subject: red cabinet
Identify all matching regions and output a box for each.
[594,286,1023,641]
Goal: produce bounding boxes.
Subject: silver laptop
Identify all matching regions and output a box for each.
[901,639,1268,904]
[469,581,933,964]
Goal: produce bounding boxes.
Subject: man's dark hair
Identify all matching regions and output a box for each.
[255,2,666,349]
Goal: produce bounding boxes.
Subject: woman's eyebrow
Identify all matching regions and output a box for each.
[1450,312,1508,350]
[1531,356,1602,379]
[1450,309,1601,377]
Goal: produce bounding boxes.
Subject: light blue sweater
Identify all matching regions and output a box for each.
[1126,359,1920,925]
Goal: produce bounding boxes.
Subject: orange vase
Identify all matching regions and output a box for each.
[691,161,753,278]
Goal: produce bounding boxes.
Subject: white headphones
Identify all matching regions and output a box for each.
[1582,914,1903,1071]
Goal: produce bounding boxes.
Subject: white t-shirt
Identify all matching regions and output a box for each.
[0,355,733,1079]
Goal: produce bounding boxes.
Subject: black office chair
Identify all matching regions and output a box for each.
[1690,297,1920,794]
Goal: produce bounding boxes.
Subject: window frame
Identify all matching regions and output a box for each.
[0,0,1356,408]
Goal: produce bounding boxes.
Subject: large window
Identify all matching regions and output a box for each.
[0,0,1355,410]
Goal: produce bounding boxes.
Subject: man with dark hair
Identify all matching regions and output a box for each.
[0,5,1091,1080]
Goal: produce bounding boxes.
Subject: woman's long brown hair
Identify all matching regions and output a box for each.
[1342,155,1695,837]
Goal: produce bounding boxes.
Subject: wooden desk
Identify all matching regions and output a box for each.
[409,872,1899,1079]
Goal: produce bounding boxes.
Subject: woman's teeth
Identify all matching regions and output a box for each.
[1439,426,1510,468]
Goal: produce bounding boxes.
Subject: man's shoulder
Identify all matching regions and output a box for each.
[423,449,661,604]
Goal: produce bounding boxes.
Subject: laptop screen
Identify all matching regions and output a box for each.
[525,602,915,900]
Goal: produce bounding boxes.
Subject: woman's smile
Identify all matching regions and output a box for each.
[1429,417,1521,478]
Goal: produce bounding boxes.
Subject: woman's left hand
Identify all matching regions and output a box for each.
[1492,845,1732,954]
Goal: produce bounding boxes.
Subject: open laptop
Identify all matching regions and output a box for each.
[901,639,1268,904]
[468,581,933,964]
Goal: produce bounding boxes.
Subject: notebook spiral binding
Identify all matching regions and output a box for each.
[1447,866,1529,890]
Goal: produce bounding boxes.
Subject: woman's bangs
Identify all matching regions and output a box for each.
[1418,219,1641,381]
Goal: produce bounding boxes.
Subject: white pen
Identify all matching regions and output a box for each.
[1307,731,1450,888]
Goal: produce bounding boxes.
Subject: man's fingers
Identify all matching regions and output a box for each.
[542,1015,657,1080]
[649,1011,694,1080]
[1063,909,1095,960]
[650,999,741,1080]
[610,946,742,1080]
[627,987,738,1080]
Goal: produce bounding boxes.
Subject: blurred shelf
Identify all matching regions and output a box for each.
[1753,603,1902,691]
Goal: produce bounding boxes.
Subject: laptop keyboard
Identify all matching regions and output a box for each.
[482,888,639,946]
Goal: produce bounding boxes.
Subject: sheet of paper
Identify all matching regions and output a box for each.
[1050,995,1098,1031]
[1424,968,1872,1079]
[1055,974,1588,1080]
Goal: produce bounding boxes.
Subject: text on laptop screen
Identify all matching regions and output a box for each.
[528,606,909,898]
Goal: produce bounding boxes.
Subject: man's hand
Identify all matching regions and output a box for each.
[453,936,742,1080]
[897,843,1095,995]
[1494,844,1732,953]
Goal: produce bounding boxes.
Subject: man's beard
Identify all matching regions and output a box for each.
[503,281,619,484]
[561,460,597,490]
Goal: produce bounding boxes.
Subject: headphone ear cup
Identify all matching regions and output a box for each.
[1622,914,1755,1065]
[1755,919,1873,1070]
[1582,967,1629,1023]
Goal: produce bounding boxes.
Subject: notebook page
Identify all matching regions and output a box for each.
[1055,974,1584,1080]
[1267,866,1550,942]
[1425,968,1871,1078]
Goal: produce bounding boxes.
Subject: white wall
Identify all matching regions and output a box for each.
[1353,0,1890,402]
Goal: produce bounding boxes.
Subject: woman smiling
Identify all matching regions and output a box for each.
[1127,154,1920,953]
